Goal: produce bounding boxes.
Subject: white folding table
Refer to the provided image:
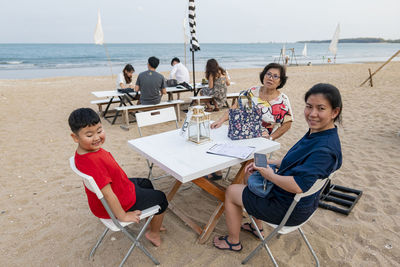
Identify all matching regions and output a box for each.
[128,125,280,243]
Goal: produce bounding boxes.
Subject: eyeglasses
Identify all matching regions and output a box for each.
[266,72,280,80]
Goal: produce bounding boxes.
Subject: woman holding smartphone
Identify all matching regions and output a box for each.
[213,83,343,252]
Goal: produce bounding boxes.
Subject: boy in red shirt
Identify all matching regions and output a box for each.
[69,108,168,246]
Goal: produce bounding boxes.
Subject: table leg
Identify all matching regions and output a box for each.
[232,160,251,185]
[192,178,225,201]
[190,177,227,244]
[123,110,129,127]
[168,203,203,235]
[166,180,204,235]
[195,162,251,243]
[168,93,173,101]
[166,180,182,201]
[103,97,114,118]
[166,164,249,244]
[198,202,225,244]
[175,104,181,121]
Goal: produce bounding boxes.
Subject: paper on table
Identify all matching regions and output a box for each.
[206,143,255,160]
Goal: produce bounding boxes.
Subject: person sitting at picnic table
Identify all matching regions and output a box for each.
[135,56,166,105]
[69,108,168,247]
[201,58,230,112]
[169,57,190,84]
[207,63,293,181]
[117,64,135,89]
[117,64,139,102]
[213,83,343,252]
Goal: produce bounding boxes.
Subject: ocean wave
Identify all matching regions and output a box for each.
[0,61,23,65]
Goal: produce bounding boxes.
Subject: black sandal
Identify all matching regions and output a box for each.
[213,235,242,252]
[210,172,222,181]
[241,222,264,238]
[204,173,223,181]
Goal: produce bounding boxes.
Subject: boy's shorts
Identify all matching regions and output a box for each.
[127,178,168,215]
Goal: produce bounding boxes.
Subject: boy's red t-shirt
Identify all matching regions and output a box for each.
[74,148,136,219]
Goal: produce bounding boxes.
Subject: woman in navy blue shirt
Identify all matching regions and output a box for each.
[213,83,343,252]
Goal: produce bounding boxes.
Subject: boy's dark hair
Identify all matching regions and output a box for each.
[68,108,100,134]
[171,57,180,66]
[148,56,160,69]
[305,83,343,124]
[259,63,287,89]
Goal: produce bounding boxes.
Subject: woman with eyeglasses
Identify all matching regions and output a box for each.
[211,63,293,141]
[205,63,293,181]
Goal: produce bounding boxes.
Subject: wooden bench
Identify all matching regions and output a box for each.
[190,93,240,107]
[115,100,185,130]
[91,98,121,113]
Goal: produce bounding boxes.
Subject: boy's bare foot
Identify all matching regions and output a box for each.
[160,225,167,232]
[145,231,161,247]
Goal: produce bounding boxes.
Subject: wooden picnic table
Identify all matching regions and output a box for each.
[91,86,192,124]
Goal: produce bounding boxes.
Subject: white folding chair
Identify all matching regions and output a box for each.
[69,157,161,266]
[135,107,179,180]
[242,177,332,266]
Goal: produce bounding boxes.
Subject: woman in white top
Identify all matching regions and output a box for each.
[211,63,293,140]
[207,63,293,181]
[117,64,135,88]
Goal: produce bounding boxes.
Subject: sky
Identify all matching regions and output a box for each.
[0,0,399,43]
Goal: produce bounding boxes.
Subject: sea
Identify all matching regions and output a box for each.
[0,43,399,79]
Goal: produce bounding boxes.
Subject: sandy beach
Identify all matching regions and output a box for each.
[1,62,399,266]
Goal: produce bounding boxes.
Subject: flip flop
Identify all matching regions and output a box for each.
[241,222,264,238]
[213,235,242,252]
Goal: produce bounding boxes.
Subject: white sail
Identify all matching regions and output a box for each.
[94,9,104,45]
[329,23,340,56]
[302,43,307,57]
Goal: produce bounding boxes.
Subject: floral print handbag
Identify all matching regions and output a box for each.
[228,90,263,140]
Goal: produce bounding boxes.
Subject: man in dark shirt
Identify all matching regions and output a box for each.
[135,56,166,105]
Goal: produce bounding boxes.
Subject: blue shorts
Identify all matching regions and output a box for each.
[242,186,314,226]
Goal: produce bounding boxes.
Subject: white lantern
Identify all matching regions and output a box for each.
[188,105,211,144]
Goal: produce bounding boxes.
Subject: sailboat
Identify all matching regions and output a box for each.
[302,43,308,58]
[329,23,340,63]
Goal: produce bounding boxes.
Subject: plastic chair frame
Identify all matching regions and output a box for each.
[69,157,161,266]
[136,107,179,181]
[242,177,331,266]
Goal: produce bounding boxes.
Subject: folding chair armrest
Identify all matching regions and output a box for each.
[139,205,161,220]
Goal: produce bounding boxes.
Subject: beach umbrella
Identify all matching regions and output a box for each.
[188,0,200,95]
[329,23,340,63]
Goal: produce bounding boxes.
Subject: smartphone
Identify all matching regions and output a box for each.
[254,153,268,168]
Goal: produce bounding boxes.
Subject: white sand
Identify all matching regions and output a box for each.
[1,62,399,266]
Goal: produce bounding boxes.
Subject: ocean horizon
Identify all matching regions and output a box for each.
[1,43,399,79]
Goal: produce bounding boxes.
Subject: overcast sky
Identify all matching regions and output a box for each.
[0,0,399,43]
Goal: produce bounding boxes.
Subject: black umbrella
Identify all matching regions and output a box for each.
[188,0,200,96]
